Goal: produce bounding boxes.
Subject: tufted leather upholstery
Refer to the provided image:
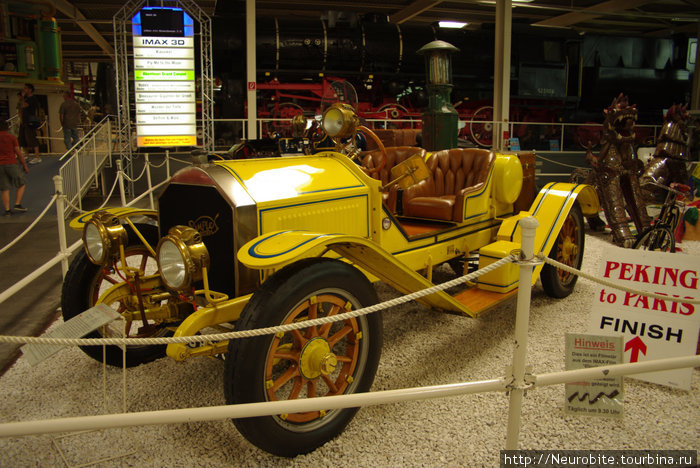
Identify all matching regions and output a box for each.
[403,148,495,222]
[362,146,427,213]
[364,129,422,151]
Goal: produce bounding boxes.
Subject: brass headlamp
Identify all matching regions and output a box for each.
[82,211,128,265]
[156,226,210,291]
[321,103,359,142]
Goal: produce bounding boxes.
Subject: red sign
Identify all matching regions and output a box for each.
[248,81,256,91]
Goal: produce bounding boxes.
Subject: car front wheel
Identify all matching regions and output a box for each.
[224,258,382,457]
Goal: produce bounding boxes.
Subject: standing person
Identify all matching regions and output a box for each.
[20,83,42,165]
[59,91,82,150]
[0,120,29,216]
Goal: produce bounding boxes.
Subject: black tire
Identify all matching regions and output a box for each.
[61,223,170,367]
[541,203,584,298]
[224,258,382,457]
[633,226,675,252]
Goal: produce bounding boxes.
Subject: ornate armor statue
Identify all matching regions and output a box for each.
[641,104,690,200]
[586,94,652,247]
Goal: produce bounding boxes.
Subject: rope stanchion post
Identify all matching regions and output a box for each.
[165,149,170,179]
[116,158,127,207]
[53,175,70,277]
[505,216,539,450]
[145,153,154,210]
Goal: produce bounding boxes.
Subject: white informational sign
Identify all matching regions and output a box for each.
[565,333,623,418]
[22,304,121,366]
[132,7,196,147]
[587,246,700,390]
[136,102,196,114]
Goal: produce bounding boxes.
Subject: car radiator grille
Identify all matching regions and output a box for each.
[158,184,236,296]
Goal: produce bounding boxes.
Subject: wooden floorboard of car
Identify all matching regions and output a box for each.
[399,221,447,237]
[451,287,518,316]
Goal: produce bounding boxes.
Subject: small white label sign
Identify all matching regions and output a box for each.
[22,304,121,366]
[565,333,623,418]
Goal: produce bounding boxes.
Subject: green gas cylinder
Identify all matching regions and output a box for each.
[39,17,61,81]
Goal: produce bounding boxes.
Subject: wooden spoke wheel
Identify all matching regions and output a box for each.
[224,258,382,457]
[541,204,584,298]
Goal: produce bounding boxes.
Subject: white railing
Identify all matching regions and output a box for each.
[6,114,20,136]
[58,116,113,216]
[211,117,661,152]
[0,151,180,300]
[0,218,697,455]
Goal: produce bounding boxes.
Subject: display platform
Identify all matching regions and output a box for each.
[0,233,697,466]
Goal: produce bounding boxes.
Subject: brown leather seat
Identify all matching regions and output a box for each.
[364,129,422,151]
[403,148,495,222]
[362,146,427,212]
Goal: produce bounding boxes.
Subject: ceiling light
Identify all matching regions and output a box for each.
[438,21,468,28]
[478,0,534,4]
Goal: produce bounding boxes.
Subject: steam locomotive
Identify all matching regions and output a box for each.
[91,8,695,148]
[210,10,695,147]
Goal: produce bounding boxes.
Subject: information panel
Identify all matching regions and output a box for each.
[132,7,196,147]
[565,333,623,418]
[587,246,700,390]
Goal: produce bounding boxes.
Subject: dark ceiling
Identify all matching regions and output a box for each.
[53,0,700,64]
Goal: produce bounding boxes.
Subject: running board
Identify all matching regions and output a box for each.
[451,287,519,317]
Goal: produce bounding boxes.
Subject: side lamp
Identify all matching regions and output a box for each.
[157,226,210,291]
[83,211,128,265]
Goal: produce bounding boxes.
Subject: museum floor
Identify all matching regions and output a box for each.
[0,182,698,465]
[0,155,81,375]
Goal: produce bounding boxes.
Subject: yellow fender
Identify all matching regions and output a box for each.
[239,230,472,315]
[498,182,599,250]
[68,207,158,231]
[484,182,600,288]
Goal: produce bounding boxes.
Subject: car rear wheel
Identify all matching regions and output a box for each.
[541,203,584,298]
[224,258,382,457]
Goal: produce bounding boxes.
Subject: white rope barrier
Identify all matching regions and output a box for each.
[0,216,697,452]
[120,163,149,183]
[168,156,191,165]
[0,239,82,306]
[0,254,517,347]
[125,179,168,207]
[0,353,696,439]
[147,157,168,169]
[2,251,699,347]
[0,377,508,437]
[535,153,588,170]
[542,255,700,304]
[0,195,57,256]
[62,175,120,215]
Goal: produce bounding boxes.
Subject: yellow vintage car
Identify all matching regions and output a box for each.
[62,104,598,456]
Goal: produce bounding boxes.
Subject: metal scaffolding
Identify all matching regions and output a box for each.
[113,0,214,193]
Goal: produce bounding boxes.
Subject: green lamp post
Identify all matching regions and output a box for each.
[417,40,460,151]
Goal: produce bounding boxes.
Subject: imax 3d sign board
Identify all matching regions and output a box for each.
[132,7,196,147]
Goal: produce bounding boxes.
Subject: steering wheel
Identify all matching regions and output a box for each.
[355,125,387,176]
